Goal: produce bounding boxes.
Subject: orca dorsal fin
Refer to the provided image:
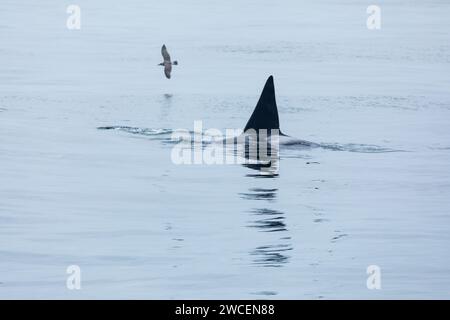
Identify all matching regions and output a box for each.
[244,76,280,133]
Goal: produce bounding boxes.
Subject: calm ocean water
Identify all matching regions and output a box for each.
[1,0,449,298]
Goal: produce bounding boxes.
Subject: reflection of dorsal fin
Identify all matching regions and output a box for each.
[244,76,280,133]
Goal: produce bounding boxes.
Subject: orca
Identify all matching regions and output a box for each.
[243,75,282,135]
[231,75,318,175]
[99,75,317,175]
[228,76,283,174]
[99,75,391,174]
[239,75,313,145]
[241,75,312,146]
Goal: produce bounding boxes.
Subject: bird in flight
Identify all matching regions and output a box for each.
[158,44,178,79]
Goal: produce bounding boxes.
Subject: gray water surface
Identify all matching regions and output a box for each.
[1,0,450,299]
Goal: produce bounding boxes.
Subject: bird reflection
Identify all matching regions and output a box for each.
[158,93,173,122]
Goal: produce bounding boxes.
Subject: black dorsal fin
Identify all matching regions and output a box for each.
[244,76,280,133]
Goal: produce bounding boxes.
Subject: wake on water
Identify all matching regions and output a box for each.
[97,125,403,154]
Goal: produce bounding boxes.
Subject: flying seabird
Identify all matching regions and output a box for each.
[158,44,178,79]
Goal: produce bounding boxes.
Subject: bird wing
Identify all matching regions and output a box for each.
[161,45,171,63]
[164,63,172,79]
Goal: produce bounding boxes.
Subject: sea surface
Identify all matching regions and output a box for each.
[1,0,450,298]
